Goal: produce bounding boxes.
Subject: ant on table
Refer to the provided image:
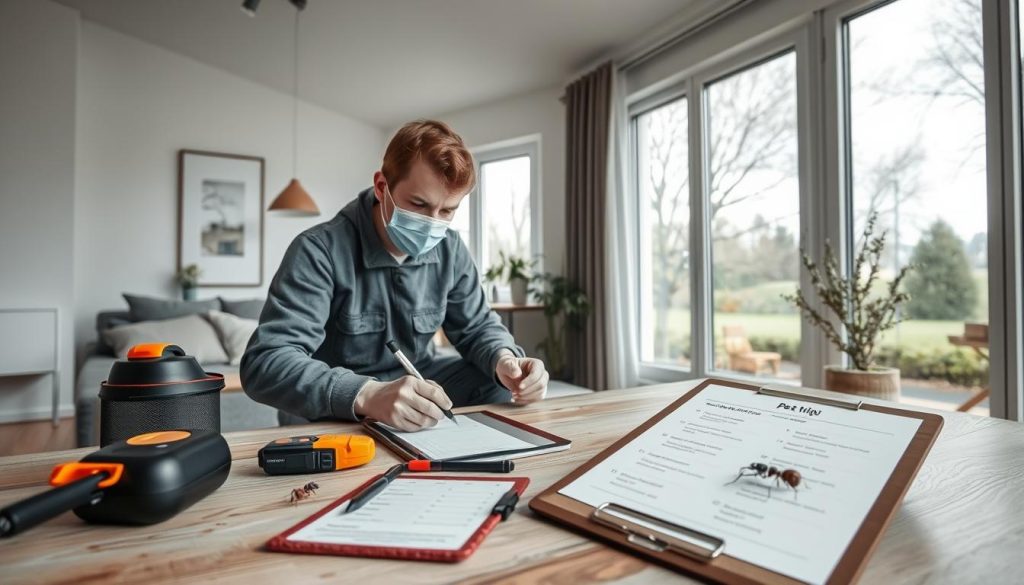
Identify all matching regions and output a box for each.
[725,462,803,498]
[289,481,320,504]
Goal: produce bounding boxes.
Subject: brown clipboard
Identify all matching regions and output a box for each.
[528,378,944,585]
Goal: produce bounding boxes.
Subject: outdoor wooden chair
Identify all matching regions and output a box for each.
[722,325,781,375]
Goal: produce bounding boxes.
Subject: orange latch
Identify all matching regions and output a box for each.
[127,343,186,360]
[49,462,124,489]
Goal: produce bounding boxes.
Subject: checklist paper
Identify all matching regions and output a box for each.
[558,384,923,585]
[287,478,513,550]
[383,414,537,460]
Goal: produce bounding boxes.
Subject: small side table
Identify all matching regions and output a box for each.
[490,303,545,337]
[0,308,60,425]
[947,330,989,413]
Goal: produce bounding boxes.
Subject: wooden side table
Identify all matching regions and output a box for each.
[490,303,545,336]
[948,327,989,412]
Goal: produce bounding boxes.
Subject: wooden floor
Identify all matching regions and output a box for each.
[0,417,75,456]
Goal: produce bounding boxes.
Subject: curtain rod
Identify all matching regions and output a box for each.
[620,0,754,72]
[559,0,754,104]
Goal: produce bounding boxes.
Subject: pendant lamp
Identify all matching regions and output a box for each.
[268,4,319,216]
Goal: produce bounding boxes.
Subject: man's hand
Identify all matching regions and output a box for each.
[353,376,452,431]
[495,354,549,405]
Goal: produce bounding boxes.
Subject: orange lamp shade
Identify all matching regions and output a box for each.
[268,178,320,216]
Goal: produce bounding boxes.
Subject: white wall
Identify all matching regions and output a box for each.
[0,0,79,422]
[432,86,566,358]
[74,20,385,361]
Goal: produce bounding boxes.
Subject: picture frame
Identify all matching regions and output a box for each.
[177,149,265,287]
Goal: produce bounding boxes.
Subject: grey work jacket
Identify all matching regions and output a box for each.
[240,187,523,421]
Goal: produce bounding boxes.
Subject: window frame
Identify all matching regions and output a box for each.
[466,137,543,276]
[630,25,818,386]
[624,0,1024,421]
[820,0,1022,419]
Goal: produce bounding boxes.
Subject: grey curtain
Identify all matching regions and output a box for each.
[565,62,612,390]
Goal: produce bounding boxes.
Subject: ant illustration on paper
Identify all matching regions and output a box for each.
[725,462,804,499]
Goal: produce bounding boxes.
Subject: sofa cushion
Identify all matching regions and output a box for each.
[205,310,258,366]
[219,297,265,321]
[94,310,133,357]
[102,314,230,364]
[122,293,220,322]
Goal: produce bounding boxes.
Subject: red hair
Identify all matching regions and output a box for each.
[382,120,476,193]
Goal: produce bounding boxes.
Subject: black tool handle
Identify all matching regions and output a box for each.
[0,473,107,537]
[434,460,514,473]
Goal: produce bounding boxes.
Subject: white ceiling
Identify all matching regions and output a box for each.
[56,0,698,128]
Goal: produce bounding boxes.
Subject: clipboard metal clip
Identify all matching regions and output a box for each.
[757,383,863,411]
[591,503,724,562]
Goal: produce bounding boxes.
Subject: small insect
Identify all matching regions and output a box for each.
[725,462,803,498]
[289,481,320,504]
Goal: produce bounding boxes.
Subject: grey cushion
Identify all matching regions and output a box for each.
[219,297,265,321]
[94,310,133,357]
[204,310,258,365]
[102,314,230,364]
[123,293,220,322]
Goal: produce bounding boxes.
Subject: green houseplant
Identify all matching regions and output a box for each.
[175,264,202,301]
[530,273,590,380]
[782,212,914,399]
[485,252,537,305]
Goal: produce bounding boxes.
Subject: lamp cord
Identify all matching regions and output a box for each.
[292,7,299,177]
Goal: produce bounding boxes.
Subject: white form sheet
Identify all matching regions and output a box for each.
[382,414,536,460]
[559,384,923,585]
[287,478,513,550]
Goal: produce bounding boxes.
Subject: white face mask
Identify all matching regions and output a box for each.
[379,185,450,257]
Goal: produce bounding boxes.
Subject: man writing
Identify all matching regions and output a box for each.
[241,120,549,431]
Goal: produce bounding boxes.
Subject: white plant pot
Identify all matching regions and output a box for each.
[510,278,529,305]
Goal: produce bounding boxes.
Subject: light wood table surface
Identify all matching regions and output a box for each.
[1,380,1022,584]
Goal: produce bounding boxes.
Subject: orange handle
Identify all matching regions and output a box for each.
[49,462,124,489]
[127,343,186,360]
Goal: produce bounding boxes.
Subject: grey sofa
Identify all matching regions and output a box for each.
[75,309,279,447]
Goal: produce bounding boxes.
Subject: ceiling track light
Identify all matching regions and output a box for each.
[240,0,260,17]
[241,0,305,18]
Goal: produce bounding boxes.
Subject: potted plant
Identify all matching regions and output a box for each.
[530,273,590,380]
[176,264,202,301]
[782,212,914,400]
[505,255,535,305]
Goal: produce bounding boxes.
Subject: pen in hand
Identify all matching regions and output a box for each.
[385,339,458,425]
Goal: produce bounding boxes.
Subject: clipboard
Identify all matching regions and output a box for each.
[529,378,944,585]
[266,474,530,562]
[362,410,571,462]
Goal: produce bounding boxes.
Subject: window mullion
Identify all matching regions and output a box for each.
[689,76,710,378]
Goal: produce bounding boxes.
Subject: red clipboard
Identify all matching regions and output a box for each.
[265,474,530,562]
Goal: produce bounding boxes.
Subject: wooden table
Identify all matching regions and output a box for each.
[2,380,1022,584]
[490,302,545,336]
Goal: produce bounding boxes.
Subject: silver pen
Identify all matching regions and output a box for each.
[385,339,458,425]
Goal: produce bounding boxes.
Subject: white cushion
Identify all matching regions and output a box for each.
[204,310,258,366]
[103,314,230,364]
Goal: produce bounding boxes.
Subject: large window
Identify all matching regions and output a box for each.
[844,0,990,413]
[455,140,541,283]
[705,51,801,383]
[625,0,1022,419]
[637,96,691,367]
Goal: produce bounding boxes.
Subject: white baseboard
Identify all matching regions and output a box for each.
[0,404,75,424]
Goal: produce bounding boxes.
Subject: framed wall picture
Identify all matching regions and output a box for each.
[178,150,265,287]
